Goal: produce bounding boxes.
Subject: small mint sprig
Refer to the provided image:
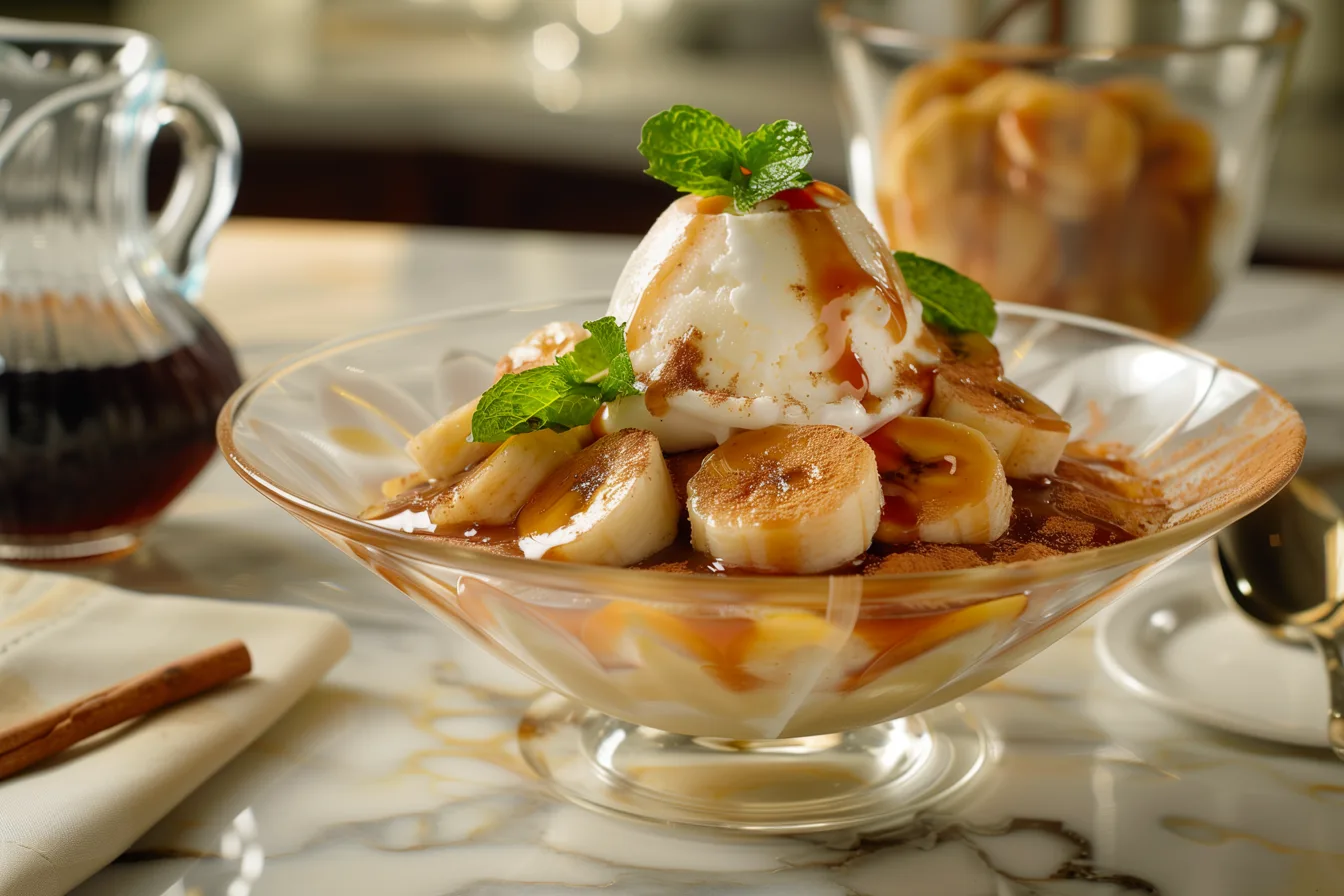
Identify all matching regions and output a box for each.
[470,317,639,444]
[638,105,813,213]
[896,251,998,337]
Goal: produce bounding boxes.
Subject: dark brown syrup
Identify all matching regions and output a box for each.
[0,322,242,536]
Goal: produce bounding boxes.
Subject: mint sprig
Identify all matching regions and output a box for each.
[471,317,640,444]
[895,251,998,337]
[638,105,813,213]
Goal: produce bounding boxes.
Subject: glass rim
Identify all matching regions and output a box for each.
[217,296,1304,608]
[818,0,1306,61]
[0,16,162,76]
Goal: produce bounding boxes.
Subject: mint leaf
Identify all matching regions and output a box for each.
[895,251,998,337]
[638,105,742,199]
[471,366,604,444]
[738,119,814,210]
[637,105,814,213]
[581,317,639,400]
[472,316,642,443]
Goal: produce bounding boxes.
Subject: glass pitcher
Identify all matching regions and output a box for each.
[0,19,242,561]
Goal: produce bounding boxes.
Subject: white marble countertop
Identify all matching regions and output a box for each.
[60,220,1344,895]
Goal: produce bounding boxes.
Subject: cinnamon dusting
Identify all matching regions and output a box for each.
[689,425,872,530]
[643,328,708,418]
[864,544,987,574]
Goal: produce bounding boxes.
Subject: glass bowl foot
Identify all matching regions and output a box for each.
[518,692,997,833]
[0,528,141,563]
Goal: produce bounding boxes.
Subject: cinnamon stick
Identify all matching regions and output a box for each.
[0,639,252,782]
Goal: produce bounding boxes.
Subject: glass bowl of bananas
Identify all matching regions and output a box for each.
[823,0,1304,337]
[220,293,1302,833]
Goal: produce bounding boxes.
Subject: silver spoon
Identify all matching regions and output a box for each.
[1214,476,1344,759]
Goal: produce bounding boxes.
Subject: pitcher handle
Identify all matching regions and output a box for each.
[151,71,241,301]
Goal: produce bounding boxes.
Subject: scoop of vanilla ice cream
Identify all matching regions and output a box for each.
[606,183,937,449]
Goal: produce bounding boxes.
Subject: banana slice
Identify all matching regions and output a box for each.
[405,397,495,480]
[687,425,881,574]
[380,469,427,499]
[495,321,588,379]
[928,367,1071,479]
[406,322,588,479]
[866,415,1011,544]
[429,427,591,527]
[517,429,679,566]
[936,331,1003,375]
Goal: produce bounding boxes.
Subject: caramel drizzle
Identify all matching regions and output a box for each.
[787,209,909,397]
[626,211,712,354]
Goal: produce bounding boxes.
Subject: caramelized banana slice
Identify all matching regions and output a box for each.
[928,367,1071,479]
[1092,77,1176,128]
[997,81,1141,220]
[406,322,587,479]
[1140,117,1216,196]
[883,97,997,221]
[517,429,679,566]
[495,321,588,379]
[886,58,999,129]
[687,425,882,574]
[405,397,495,480]
[963,69,1053,115]
[429,427,591,526]
[380,470,427,499]
[867,416,1011,544]
[891,192,1061,309]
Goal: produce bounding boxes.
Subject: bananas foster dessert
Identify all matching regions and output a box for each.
[367,105,1167,577]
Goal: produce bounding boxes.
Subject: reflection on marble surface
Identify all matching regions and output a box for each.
[60,223,1344,894]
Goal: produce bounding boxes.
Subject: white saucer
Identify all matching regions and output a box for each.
[1095,561,1330,748]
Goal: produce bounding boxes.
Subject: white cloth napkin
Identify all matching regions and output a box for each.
[0,568,351,896]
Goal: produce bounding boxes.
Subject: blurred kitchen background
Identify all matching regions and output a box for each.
[15,0,1343,265]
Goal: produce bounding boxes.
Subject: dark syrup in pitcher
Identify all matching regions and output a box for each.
[0,320,242,538]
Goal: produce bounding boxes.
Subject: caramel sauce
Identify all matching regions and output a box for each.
[831,331,869,394]
[626,212,714,353]
[665,448,712,508]
[362,477,457,534]
[787,207,909,399]
[695,195,733,214]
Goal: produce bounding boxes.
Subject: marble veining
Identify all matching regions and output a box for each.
[48,222,1344,895]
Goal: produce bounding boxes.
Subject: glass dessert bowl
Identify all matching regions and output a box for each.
[219,295,1302,832]
[221,103,1301,831]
